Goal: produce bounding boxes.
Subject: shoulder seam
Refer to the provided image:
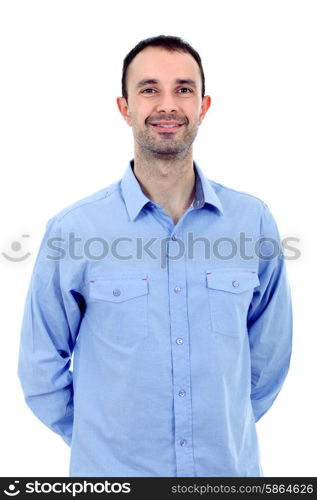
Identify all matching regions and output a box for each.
[54,183,120,222]
[209,178,268,207]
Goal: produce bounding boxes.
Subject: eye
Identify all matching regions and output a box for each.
[177,87,193,94]
[141,88,157,94]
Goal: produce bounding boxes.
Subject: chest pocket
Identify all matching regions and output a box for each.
[206,270,260,338]
[88,277,149,345]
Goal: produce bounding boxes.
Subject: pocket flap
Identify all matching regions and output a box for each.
[206,270,260,293]
[89,278,149,302]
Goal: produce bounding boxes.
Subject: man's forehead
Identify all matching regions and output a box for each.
[128,47,200,81]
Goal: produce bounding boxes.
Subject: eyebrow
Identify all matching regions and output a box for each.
[136,78,197,89]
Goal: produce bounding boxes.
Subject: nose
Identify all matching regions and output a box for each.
[155,91,179,114]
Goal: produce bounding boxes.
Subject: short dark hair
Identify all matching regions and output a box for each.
[121,35,205,101]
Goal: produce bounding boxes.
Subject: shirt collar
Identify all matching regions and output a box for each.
[120,159,224,221]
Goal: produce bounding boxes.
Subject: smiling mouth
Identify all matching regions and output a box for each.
[150,123,184,132]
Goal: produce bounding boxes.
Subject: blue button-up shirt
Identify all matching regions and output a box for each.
[17,160,292,477]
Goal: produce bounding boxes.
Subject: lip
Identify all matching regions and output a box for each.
[149,122,184,132]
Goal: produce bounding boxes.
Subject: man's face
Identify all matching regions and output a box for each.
[117,47,211,158]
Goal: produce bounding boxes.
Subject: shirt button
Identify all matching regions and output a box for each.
[174,286,181,293]
[179,390,186,397]
[176,338,184,345]
[171,235,177,241]
[113,288,121,296]
[180,439,187,447]
[232,280,240,287]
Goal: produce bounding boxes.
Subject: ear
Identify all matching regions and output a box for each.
[198,95,211,125]
[116,97,132,126]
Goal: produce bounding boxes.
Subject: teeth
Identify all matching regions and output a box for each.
[154,124,179,128]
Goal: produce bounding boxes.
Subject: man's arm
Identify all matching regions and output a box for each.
[17,216,82,446]
[247,203,293,422]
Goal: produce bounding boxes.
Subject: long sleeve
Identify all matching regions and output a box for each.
[247,203,293,423]
[17,216,83,446]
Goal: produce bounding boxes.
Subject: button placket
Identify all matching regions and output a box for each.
[167,235,195,477]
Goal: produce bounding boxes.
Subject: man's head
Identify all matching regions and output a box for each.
[117,35,211,160]
[121,35,205,102]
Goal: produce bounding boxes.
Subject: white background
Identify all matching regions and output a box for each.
[0,0,316,477]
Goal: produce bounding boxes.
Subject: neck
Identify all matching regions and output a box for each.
[132,147,196,223]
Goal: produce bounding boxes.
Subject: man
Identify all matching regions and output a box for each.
[18,35,292,477]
